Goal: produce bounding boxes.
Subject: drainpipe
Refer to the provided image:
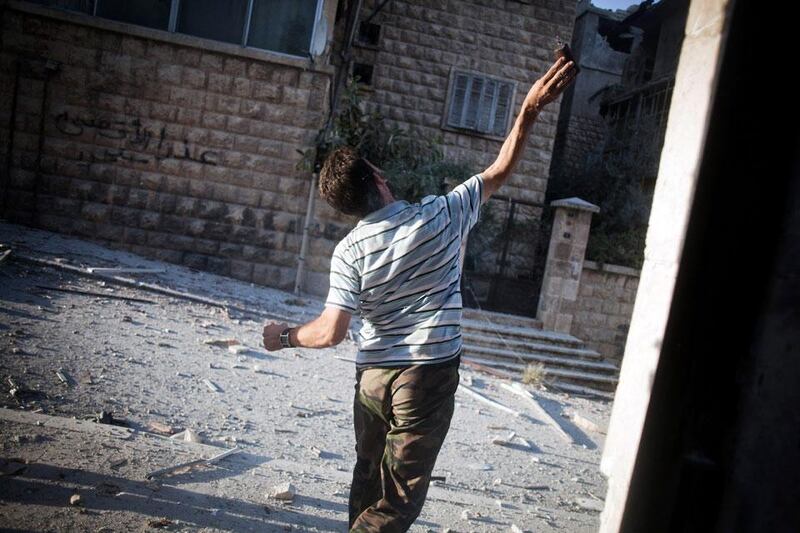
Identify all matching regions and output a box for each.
[33,61,60,226]
[293,172,318,294]
[1,60,20,219]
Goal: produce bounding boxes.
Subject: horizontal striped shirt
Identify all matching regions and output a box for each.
[326,174,484,367]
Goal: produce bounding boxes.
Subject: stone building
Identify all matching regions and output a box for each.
[0,0,575,298]
[549,0,633,182]
[550,0,689,190]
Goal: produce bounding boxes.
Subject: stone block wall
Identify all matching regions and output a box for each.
[572,260,640,363]
[1,0,577,299]
[551,113,607,180]
[353,0,576,205]
[0,1,346,295]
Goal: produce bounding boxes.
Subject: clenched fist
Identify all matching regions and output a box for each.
[262,322,288,351]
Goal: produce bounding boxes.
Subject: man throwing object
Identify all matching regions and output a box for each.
[263,56,577,532]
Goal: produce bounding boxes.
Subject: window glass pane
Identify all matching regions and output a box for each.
[28,0,93,14]
[177,0,249,45]
[248,0,318,57]
[95,0,172,31]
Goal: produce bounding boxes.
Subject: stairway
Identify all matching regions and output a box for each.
[461,308,619,398]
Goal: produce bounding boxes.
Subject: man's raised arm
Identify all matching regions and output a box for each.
[480,57,577,202]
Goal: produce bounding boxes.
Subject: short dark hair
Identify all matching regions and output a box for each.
[319,147,382,218]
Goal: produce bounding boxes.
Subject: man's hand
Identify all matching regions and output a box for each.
[481,56,578,200]
[522,57,578,117]
[262,322,288,351]
[261,307,352,351]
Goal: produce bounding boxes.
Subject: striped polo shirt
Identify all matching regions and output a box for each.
[325,174,484,368]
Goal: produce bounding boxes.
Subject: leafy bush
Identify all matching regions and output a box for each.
[301,79,464,203]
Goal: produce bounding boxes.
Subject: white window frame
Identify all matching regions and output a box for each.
[442,68,517,140]
[93,0,324,59]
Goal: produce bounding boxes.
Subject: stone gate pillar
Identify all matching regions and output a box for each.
[537,197,600,333]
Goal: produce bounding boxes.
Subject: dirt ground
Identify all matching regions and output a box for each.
[0,223,610,532]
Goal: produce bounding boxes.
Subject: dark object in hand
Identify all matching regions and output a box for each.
[555,43,579,73]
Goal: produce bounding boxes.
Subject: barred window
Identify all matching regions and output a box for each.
[445,71,515,138]
[90,0,324,58]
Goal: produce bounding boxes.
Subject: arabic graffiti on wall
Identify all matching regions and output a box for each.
[54,112,219,166]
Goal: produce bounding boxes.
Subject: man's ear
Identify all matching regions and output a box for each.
[373,173,393,198]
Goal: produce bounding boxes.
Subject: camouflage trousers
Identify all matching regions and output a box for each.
[349,357,460,532]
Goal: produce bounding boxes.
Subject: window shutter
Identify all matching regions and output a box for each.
[463,76,484,129]
[447,74,469,128]
[447,71,514,136]
[492,82,512,137]
[477,79,497,133]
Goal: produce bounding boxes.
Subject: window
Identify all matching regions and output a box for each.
[93,0,324,58]
[356,21,381,47]
[445,71,514,138]
[247,0,320,57]
[353,63,374,86]
[95,0,172,31]
[177,0,249,45]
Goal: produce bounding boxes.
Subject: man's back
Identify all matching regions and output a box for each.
[326,174,484,368]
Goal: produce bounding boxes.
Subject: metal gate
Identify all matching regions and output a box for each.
[461,194,551,318]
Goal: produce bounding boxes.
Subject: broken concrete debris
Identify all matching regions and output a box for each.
[458,382,521,417]
[147,421,175,435]
[203,338,240,348]
[492,431,517,447]
[268,482,296,501]
[109,458,127,469]
[170,429,202,443]
[228,345,249,355]
[574,497,605,513]
[86,267,165,275]
[89,410,125,426]
[145,446,240,479]
[202,379,221,393]
[35,284,156,304]
[55,368,72,386]
[147,518,175,529]
[566,410,606,435]
[467,462,493,471]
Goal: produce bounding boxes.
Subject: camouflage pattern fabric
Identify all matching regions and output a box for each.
[349,357,460,532]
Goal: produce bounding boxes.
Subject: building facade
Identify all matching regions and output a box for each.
[1,0,575,297]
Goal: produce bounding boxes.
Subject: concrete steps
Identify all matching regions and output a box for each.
[461,309,619,395]
[462,308,543,330]
[463,343,617,372]
[461,318,585,349]
[462,332,603,361]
